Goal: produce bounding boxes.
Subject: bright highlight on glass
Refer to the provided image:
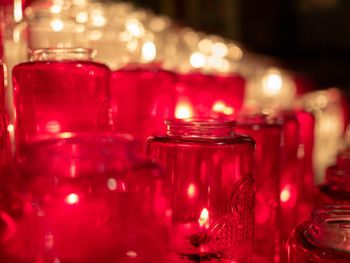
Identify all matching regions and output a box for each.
[263,71,282,96]
[65,193,79,205]
[190,52,206,68]
[142,42,156,61]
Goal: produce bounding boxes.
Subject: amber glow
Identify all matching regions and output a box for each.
[213,101,234,115]
[50,19,64,32]
[46,121,61,133]
[126,19,144,38]
[187,183,197,199]
[7,124,14,133]
[262,71,282,96]
[190,52,206,68]
[142,42,156,61]
[175,103,193,119]
[280,185,291,203]
[65,193,79,205]
[14,0,23,23]
[198,208,210,229]
[50,5,62,14]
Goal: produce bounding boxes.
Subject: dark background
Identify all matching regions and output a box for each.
[121,0,350,95]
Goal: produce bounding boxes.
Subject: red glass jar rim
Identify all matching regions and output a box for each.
[307,205,350,253]
[30,47,96,61]
[166,118,236,128]
[165,119,236,138]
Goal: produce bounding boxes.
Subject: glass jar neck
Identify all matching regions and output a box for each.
[308,205,350,253]
[326,166,350,192]
[30,48,95,61]
[166,119,236,138]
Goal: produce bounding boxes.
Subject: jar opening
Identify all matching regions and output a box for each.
[166,118,236,138]
[30,48,96,61]
[308,205,350,253]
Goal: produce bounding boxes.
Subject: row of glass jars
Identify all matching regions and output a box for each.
[0,46,349,262]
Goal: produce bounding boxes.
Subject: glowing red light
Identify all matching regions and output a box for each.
[187,183,197,199]
[65,193,79,205]
[280,186,291,203]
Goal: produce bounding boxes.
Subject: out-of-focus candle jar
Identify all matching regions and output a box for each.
[295,110,315,223]
[288,205,350,263]
[0,132,170,262]
[315,166,350,207]
[0,63,8,165]
[175,73,245,119]
[12,48,111,154]
[147,119,255,262]
[269,111,300,262]
[236,114,282,263]
[110,66,177,145]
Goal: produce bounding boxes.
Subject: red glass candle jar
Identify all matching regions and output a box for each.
[337,148,350,171]
[110,66,177,145]
[295,110,315,223]
[0,132,170,262]
[236,114,282,263]
[147,119,255,262]
[175,73,245,119]
[315,166,350,207]
[288,205,350,263]
[271,111,300,261]
[0,63,7,165]
[12,48,111,154]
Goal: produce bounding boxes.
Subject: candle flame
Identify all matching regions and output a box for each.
[262,71,282,96]
[175,103,193,119]
[65,193,79,205]
[198,208,210,229]
[14,0,23,23]
[142,41,156,61]
[187,183,197,199]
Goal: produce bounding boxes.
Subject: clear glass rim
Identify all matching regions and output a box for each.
[308,205,350,253]
[30,47,96,61]
[165,118,236,129]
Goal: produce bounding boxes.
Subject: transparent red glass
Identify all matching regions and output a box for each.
[272,111,300,262]
[0,132,170,262]
[110,66,177,144]
[295,110,315,222]
[236,114,282,263]
[12,48,111,154]
[147,119,255,262]
[176,73,245,119]
[337,148,350,171]
[288,205,350,263]
[0,63,7,165]
[315,165,350,207]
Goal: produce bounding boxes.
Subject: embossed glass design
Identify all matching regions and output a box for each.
[110,66,177,144]
[236,114,282,263]
[12,48,111,154]
[288,205,350,263]
[147,119,255,263]
[0,133,170,262]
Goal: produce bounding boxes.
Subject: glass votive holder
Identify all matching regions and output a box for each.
[0,132,171,262]
[288,205,350,263]
[12,48,111,155]
[110,65,177,144]
[176,72,245,119]
[236,114,282,263]
[147,119,255,262]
